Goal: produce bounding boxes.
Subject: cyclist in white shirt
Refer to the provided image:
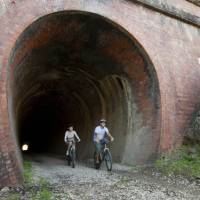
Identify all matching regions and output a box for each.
[64,125,81,156]
[93,119,114,163]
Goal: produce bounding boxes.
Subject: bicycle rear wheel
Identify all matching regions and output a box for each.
[104,149,112,171]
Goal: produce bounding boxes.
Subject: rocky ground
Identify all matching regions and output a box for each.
[1,155,200,200]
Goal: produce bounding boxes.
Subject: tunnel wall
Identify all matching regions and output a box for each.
[0,0,200,187]
[9,11,160,165]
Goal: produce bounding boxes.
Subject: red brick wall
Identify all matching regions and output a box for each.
[0,63,22,188]
[0,0,200,186]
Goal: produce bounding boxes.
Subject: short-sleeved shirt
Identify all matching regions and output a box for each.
[64,130,80,142]
[93,126,109,142]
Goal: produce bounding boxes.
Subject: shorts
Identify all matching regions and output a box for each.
[94,138,109,153]
[94,142,102,153]
[66,138,75,144]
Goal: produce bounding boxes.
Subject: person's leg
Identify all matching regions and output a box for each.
[72,141,75,151]
[67,141,72,155]
[95,142,101,163]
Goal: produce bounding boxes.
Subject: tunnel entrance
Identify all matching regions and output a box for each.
[8,11,160,164]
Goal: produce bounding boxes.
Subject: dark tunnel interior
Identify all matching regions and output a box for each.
[8,11,161,164]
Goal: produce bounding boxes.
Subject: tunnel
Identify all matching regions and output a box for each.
[8,11,161,164]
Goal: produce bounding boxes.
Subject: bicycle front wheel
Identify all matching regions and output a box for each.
[67,155,71,166]
[71,149,76,168]
[104,149,112,171]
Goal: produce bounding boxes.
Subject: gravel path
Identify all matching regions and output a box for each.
[1,155,200,199]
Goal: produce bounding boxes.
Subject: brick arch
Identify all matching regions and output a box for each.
[0,1,163,187]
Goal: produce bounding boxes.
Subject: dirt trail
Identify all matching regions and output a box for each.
[31,155,200,199]
[1,155,200,200]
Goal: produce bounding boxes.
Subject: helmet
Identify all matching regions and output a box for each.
[100,119,106,123]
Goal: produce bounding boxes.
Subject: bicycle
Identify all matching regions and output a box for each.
[66,140,79,168]
[94,138,112,171]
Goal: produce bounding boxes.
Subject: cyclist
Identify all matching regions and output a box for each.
[64,125,81,156]
[93,119,114,163]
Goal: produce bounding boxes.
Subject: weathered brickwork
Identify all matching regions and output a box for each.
[132,0,200,27]
[0,0,200,186]
[185,106,200,143]
[0,73,22,187]
[187,0,200,6]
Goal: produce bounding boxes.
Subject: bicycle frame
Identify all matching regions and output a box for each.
[94,141,112,171]
[66,140,77,168]
[99,142,109,161]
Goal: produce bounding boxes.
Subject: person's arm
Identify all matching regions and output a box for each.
[94,127,99,143]
[94,132,99,142]
[74,131,81,142]
[64,131,68,143]
[106,128,114,141]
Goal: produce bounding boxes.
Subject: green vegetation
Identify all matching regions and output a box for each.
[4,161,53,200]
[23,161,53,199]
[23,161,33,184]
[5,193,20,200]
[155,144,200,178]
[112,176,131,189]
[37,177,52,200]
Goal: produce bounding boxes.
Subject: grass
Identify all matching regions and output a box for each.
[112,176,132,189]
[155,144,200,178]
[23,161,33,184]
[3,161,53,200]
[37,177,52,200]
[5,193,20,200]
